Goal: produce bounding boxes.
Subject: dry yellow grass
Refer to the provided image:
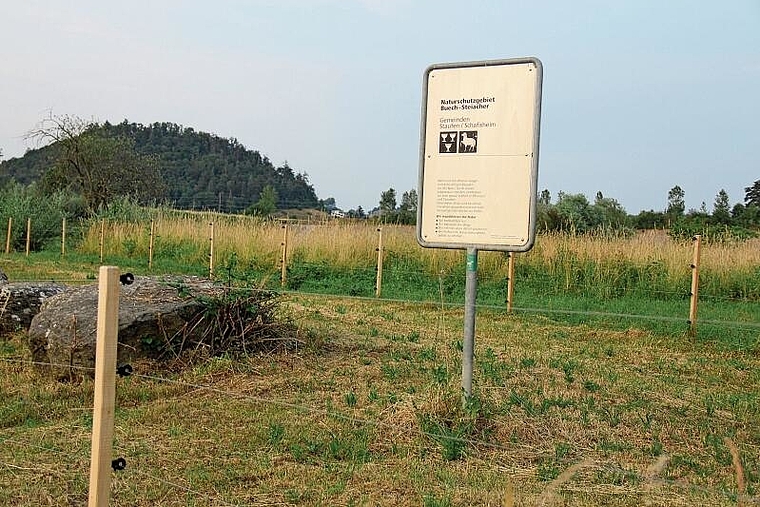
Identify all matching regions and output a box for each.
[79,215,760,293]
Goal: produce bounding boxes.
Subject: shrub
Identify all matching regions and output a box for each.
[0,182,83,251]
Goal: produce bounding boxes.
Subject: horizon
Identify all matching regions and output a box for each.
[3,117,752,216]
[1,116,754,216]
[1,1,758,214]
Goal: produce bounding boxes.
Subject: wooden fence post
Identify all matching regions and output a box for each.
[688,234,702,336]
[99,219,105,263]
[148,220,155,269]
[209,222,215,278]
[61,218,67,256]
[5,217,11,254]
[506,252,515,314]
[375,227,384,298]
[25,218,31,257]
[87,266,120,507]
[280,221,289,287]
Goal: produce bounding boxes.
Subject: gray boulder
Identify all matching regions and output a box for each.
[1,283,68,336]
[28,276,225,379]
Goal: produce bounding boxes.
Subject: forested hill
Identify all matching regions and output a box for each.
[0,121,320,212]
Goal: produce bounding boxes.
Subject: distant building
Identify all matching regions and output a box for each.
[330,209,346,218]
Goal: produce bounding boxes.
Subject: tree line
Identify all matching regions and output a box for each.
[371,183,760,240]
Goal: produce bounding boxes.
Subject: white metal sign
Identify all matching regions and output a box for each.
[417,58,543,252]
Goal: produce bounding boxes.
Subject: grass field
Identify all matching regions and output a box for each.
[1,293,759,506]
[1,218,759,505]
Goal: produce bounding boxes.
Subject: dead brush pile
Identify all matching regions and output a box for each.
[156,287,301,361]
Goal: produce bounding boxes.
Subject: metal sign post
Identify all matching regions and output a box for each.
[462,248,478,397]
[417,58,543,401]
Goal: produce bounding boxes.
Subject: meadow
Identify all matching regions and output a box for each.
[1,214,759,505]
[29,212,760,343]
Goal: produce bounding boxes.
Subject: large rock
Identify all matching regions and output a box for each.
[1,282,68,336]
[28,276,225,378]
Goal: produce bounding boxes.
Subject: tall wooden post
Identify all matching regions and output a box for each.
[5,217,11,254]
[506,252,515,314]
[61,218,67,256]
[148,220,155,269]
[99,219,105,263]
[87,266,120,507]
[25,218,31,256]
[688,235,702,335]
[375,227,384,298]
[280,222,289,287]
[208,222,215,278]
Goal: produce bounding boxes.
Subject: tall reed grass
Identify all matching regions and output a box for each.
[78,213,760,301]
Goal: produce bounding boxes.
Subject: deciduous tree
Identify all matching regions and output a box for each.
[246,184,278,216]
[379,188,397,215]
[398,189,418,225]
[26,113,165,212]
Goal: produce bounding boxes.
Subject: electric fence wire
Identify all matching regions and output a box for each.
[1,356,759,505]
[2,275,758,333]
[0,435,245,507]
[277,290,760,331]
[113,461,246,507]
[4,272,758,307]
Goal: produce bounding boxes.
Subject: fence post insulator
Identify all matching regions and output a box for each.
[111,458,126,471]
[116,364,133,377]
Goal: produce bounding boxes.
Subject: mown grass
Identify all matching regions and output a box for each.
[1,294,759,506]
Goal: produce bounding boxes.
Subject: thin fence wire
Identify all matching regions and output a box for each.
[0,435,244,507]
[3,230,759,502]
[2,274,758,333]
[3,271,755,307]
[1,357,758,505]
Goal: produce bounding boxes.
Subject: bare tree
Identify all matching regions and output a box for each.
[26,113,165,212]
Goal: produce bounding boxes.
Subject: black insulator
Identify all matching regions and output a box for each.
[116,364,133,377]
[111,457,127,471]
[119,273,135,285]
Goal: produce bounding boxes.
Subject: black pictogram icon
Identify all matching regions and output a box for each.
[439,131,458,153]
[459,131,478,153]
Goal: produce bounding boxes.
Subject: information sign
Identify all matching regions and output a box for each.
[417,58,543,252]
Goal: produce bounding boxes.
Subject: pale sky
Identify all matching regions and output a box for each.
[1,0,758,213]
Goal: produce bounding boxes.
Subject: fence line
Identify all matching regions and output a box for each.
[1,357,758,506]
[1,217,758,338]
[4,217,10,254]
[2,275,758,333]
[0,435,243,507]
[25,218,31,257]
[689,234,702,335]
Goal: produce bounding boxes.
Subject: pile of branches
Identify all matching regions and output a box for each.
[158,288,300,360]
